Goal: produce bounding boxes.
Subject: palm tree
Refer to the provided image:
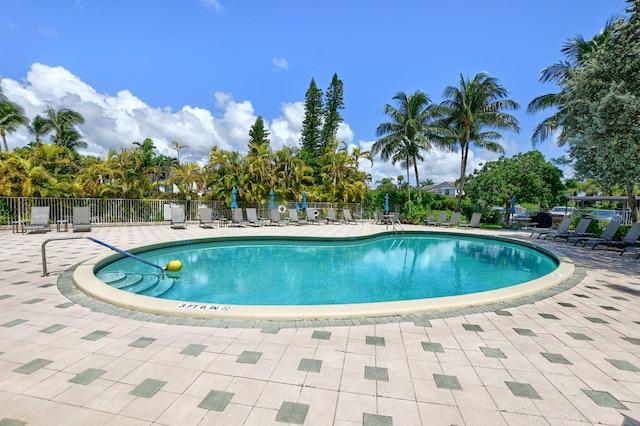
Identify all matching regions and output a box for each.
[373,90,446,201]
[44,106,85,146]
[172,140,189,164]
[440,72,520,209]
[0,100,28,152]
[27,115,53,143]
[527,18,617,145]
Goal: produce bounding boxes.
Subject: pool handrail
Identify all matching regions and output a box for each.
[41,236,166,276]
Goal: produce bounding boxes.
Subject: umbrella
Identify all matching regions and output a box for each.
[268,189,275,209]
[510,196,516,215]
[384,193,390,212]
[230,187,238,209]
[302,192,307,209]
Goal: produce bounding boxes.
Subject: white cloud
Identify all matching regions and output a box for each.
[200,0,223,12]
[1,63,255,162]
[37,25,57,37]
[272,57,289,71]
[2,62,503,188]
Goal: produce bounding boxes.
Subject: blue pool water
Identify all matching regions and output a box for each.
[96,234,558,306]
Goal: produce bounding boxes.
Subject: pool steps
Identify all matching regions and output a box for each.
[99,272,175,297]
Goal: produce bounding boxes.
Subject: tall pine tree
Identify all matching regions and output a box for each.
[299,78,323,172]
[248,116,270,154]
[320,73,344,155]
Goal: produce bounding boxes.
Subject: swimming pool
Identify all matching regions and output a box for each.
[74,231,573,320]
[96,234,558,305]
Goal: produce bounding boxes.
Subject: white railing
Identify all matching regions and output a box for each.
[0,197,362,227]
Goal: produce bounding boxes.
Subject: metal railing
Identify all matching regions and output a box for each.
[0,197,362,227]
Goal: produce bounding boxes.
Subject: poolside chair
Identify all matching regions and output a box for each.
[24,206,51,233]
[198,207,216,229]
[441,212,461,227]
[269,208,288,226]
[288,209,307,225]
[305,208,321,225]
[342,209,362,225]
[373,211,384,224]
[592,222,640,252]
[231,208,247,227]
[530,216,572,239]
[429,211,448,226]
[547,217,592,241]
[72,206,92,232]
[571,220,620,246]
[425,214,435,225]
[325,208,342,225]
[245,208,265,227]
[170,206,187,229]
[460,212,482,228]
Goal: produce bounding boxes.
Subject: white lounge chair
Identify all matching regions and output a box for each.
[72,207,92,232]
[170,206,187,229]
[24,206,51,233]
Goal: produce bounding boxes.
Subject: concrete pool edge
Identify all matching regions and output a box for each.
[71,231,576,322]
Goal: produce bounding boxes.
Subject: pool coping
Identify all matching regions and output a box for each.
[67,230,578,325]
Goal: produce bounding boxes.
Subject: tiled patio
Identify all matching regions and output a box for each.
[0,222,639,425]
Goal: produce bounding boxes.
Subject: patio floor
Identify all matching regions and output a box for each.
[1,222,639,425]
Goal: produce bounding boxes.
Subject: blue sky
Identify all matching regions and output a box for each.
[0,0,629,185]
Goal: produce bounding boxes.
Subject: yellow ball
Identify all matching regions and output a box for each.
[166,259,182,272]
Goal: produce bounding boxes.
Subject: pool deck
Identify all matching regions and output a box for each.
[1,222,640,425]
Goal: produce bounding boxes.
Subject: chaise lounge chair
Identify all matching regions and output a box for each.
[325,208,342,225]
[428,211,448,226]
[24,206,51,234]
[269,208,288,226]
[231,208,247,227]
[547,217,592,241]
[170,206,187,229]
[591,222,640,252]
[287,209,307,225]
[306,207,321,225]
[342,209,362,225]
[530,216,572,239]
[198,207,216,229]
[441,212,461,227]
[245,208,265,227]
[373,211,384,224]
[72,206,92,232]
[460,212,482,228]
[571,219,620,246]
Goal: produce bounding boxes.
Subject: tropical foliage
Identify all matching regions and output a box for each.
[464,151,565,211]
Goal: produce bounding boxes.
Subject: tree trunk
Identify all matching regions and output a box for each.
[626,183,638,223]
[457,143,469,210]
[405,164,410,202]
[1,128,8,152]
[413,154,421,201]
